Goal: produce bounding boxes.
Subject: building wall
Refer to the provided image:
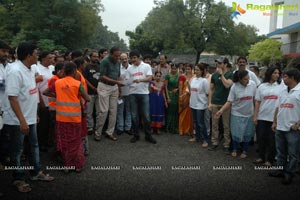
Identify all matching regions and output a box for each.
[270,0,300,32]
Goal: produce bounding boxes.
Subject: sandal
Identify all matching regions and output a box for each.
[13,180,31,193]
[253,158,264,164]
[240,153,247,159]
[30,171,55,182]
[231,152,237,157]
[263,162,272,167]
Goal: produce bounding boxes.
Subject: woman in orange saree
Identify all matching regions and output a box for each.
[178,64,194,136]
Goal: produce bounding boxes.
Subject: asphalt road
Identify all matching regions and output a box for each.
[0,132,300,200]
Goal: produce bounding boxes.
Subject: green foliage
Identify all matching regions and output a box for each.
[248,39,283,66]
[0,0,126,52]
[127,0,263,63]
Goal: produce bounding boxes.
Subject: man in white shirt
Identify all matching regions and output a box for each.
[270,69,300,185]
[36,51,55,152]
[127,50,156,144]
[3,42,54,193]
[0,40,10,169]
[236,56,260,86]
[116,53,132,135]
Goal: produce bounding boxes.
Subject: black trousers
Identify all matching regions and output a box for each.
[256,120,276,163]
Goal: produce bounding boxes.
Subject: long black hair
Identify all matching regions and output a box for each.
[263,65,282,84]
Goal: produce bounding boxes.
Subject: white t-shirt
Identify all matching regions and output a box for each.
[36,63,54,106]
[126,61,152,95]
[227,80,256,117]
[189,77,209,110]
[255,81,286,122]
[234,69,261,87]
[3,61,38,125]
[276,83,300,131]
[120,64,131,96]
[0,63,6,110]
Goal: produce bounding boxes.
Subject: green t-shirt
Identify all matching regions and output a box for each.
[98,55,120,80]
[211,71,233,105]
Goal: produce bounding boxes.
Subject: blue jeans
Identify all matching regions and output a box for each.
[116,96,131,131]
[191,109,208,143]
[275,129,300,177]
[7,124,41,181]
[130,94,152,137]
[232,140,249,153]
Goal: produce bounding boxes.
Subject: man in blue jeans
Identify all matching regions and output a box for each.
[3,42,54,193]
[126,50,156,144]
[270,69,300,185]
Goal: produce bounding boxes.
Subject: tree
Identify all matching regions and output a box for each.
[0,0,127,51]
[126,0,262,64]
[248,39,283,66]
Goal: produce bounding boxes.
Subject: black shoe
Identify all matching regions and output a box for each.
[208,145,218,151]
[130,136,140,143]
[145,136,157,144]
[88,130,94,135]
[116,130,123,135]
[269,170,284,178]
[223,147,230,155]
[39,146,48,152]
[281,174,292,185]
[125,130,133,135]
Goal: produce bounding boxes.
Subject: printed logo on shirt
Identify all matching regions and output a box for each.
[29,87,38,95]
[240,96,253,101]
[263,95,278,100]
[280,103,294,108]
[132,72,144,77]
[191,88,198,92]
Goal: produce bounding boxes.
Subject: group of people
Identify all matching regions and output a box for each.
[0,39,300,196]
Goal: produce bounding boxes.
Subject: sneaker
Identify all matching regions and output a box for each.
[208,145,218,151]
[130,136,140,143]
[145,136,157,144]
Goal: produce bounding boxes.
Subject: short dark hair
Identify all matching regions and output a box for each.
[129,49,141,58]
[143,54,152,60]
[53,62,65,75]
[250,66,259,73]
[38,51,51,62]
[233,69,249,83]
[17,42,38,61]
[0,40,10,49]
[98,48,107,55]
[237,56,247,63]
[73,57,85,68]
[71,50,83,60]
[64,62,77,76]
[284,69,300,83]
[109,46,120,55]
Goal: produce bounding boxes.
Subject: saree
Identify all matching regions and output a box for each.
[165,73,179,134]
[178,75,193,135]
[149,81,166,128]
[56,122,85,169]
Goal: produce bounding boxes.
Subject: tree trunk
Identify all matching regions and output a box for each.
[195,51,201,66]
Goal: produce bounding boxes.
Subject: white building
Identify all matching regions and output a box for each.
[267,0,300,56]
